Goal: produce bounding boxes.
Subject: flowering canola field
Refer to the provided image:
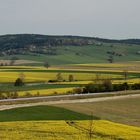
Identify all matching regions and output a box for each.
[18,87,74,96]
[0,120,139,140]
[0,71,122,83]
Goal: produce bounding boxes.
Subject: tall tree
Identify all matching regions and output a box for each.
[69,74,74,82]
[44,61,50,69]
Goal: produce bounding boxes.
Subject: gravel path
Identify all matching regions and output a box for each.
[0,94,140,111]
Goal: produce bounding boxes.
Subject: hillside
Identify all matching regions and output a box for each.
[0,34,140,65]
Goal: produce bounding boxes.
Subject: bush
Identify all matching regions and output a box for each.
[113,84,122,91]
[48,80,58,83]
[82,82,132,94]
[114,82,130,91]
[73,87,83,94]
[102,79,113,92]
[121,82,130,90]
[83,83,95,93]
[131,83,140,90]
[25,92,32,97]
[0,93,5,99]
[10,92,19,98]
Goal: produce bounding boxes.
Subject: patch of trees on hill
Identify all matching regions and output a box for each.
[0,34,140,56]
[0,34,96,56]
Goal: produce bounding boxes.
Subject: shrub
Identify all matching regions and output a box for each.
[102,79,113,92]
[25,92,32,97]
[83,83,95,93]
[121,82,130,90]
[73,87,83,94]
[49,79,55,83]
[83,82,132,94]
[131,83,140,90]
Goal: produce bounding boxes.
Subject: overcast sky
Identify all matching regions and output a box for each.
[0,0,140,39]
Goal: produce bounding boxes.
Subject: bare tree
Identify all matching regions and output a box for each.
[87,113,95,140]
[9,56,19,66]
[107,55,114,63]
[123,70,128,81]
[56,73,63,82]
[94,73,101,84]
[69,74,74,82]
[44,61,50,69]
[9,59,16,66]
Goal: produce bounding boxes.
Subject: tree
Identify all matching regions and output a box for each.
[9,59,15,66]
[9,57,18,66]
[14,78,24,86]
[123,70,128,81]
[131,83,140,90]
[83,83,95,93]
[102,79,113,91]
[0,63,4,66]
[69,74,74,82]
[107,55,114,63]
[87,113,95,140]
[44,61,50,69]
[11,56,19,60]
[10,92,19,98]
[122,82,129,91]
[56,73,63,82]
[73,87,83,94]
[25,92,32,97]
[94,73,101,84]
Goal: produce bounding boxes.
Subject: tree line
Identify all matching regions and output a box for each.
[74,80,140,94]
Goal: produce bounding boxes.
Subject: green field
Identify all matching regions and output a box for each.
[0,105,94,122]
[1,44,140,65]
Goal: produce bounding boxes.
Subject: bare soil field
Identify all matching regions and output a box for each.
[55,95,140,127]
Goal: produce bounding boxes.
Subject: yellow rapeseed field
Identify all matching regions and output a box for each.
[18,87,74,96]
[0,120,139,140]
[0,71,122,83]
[113,78,140,84]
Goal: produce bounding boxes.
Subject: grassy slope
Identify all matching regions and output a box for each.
[0,44,140,65]
[55,96,140,127]
[0,105,96,122]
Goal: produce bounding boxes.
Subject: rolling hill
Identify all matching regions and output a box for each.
[0,34,140,65]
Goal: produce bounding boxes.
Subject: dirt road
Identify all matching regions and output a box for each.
[0,93,139,111]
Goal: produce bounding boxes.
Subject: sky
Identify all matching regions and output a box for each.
[0,0,140,39]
